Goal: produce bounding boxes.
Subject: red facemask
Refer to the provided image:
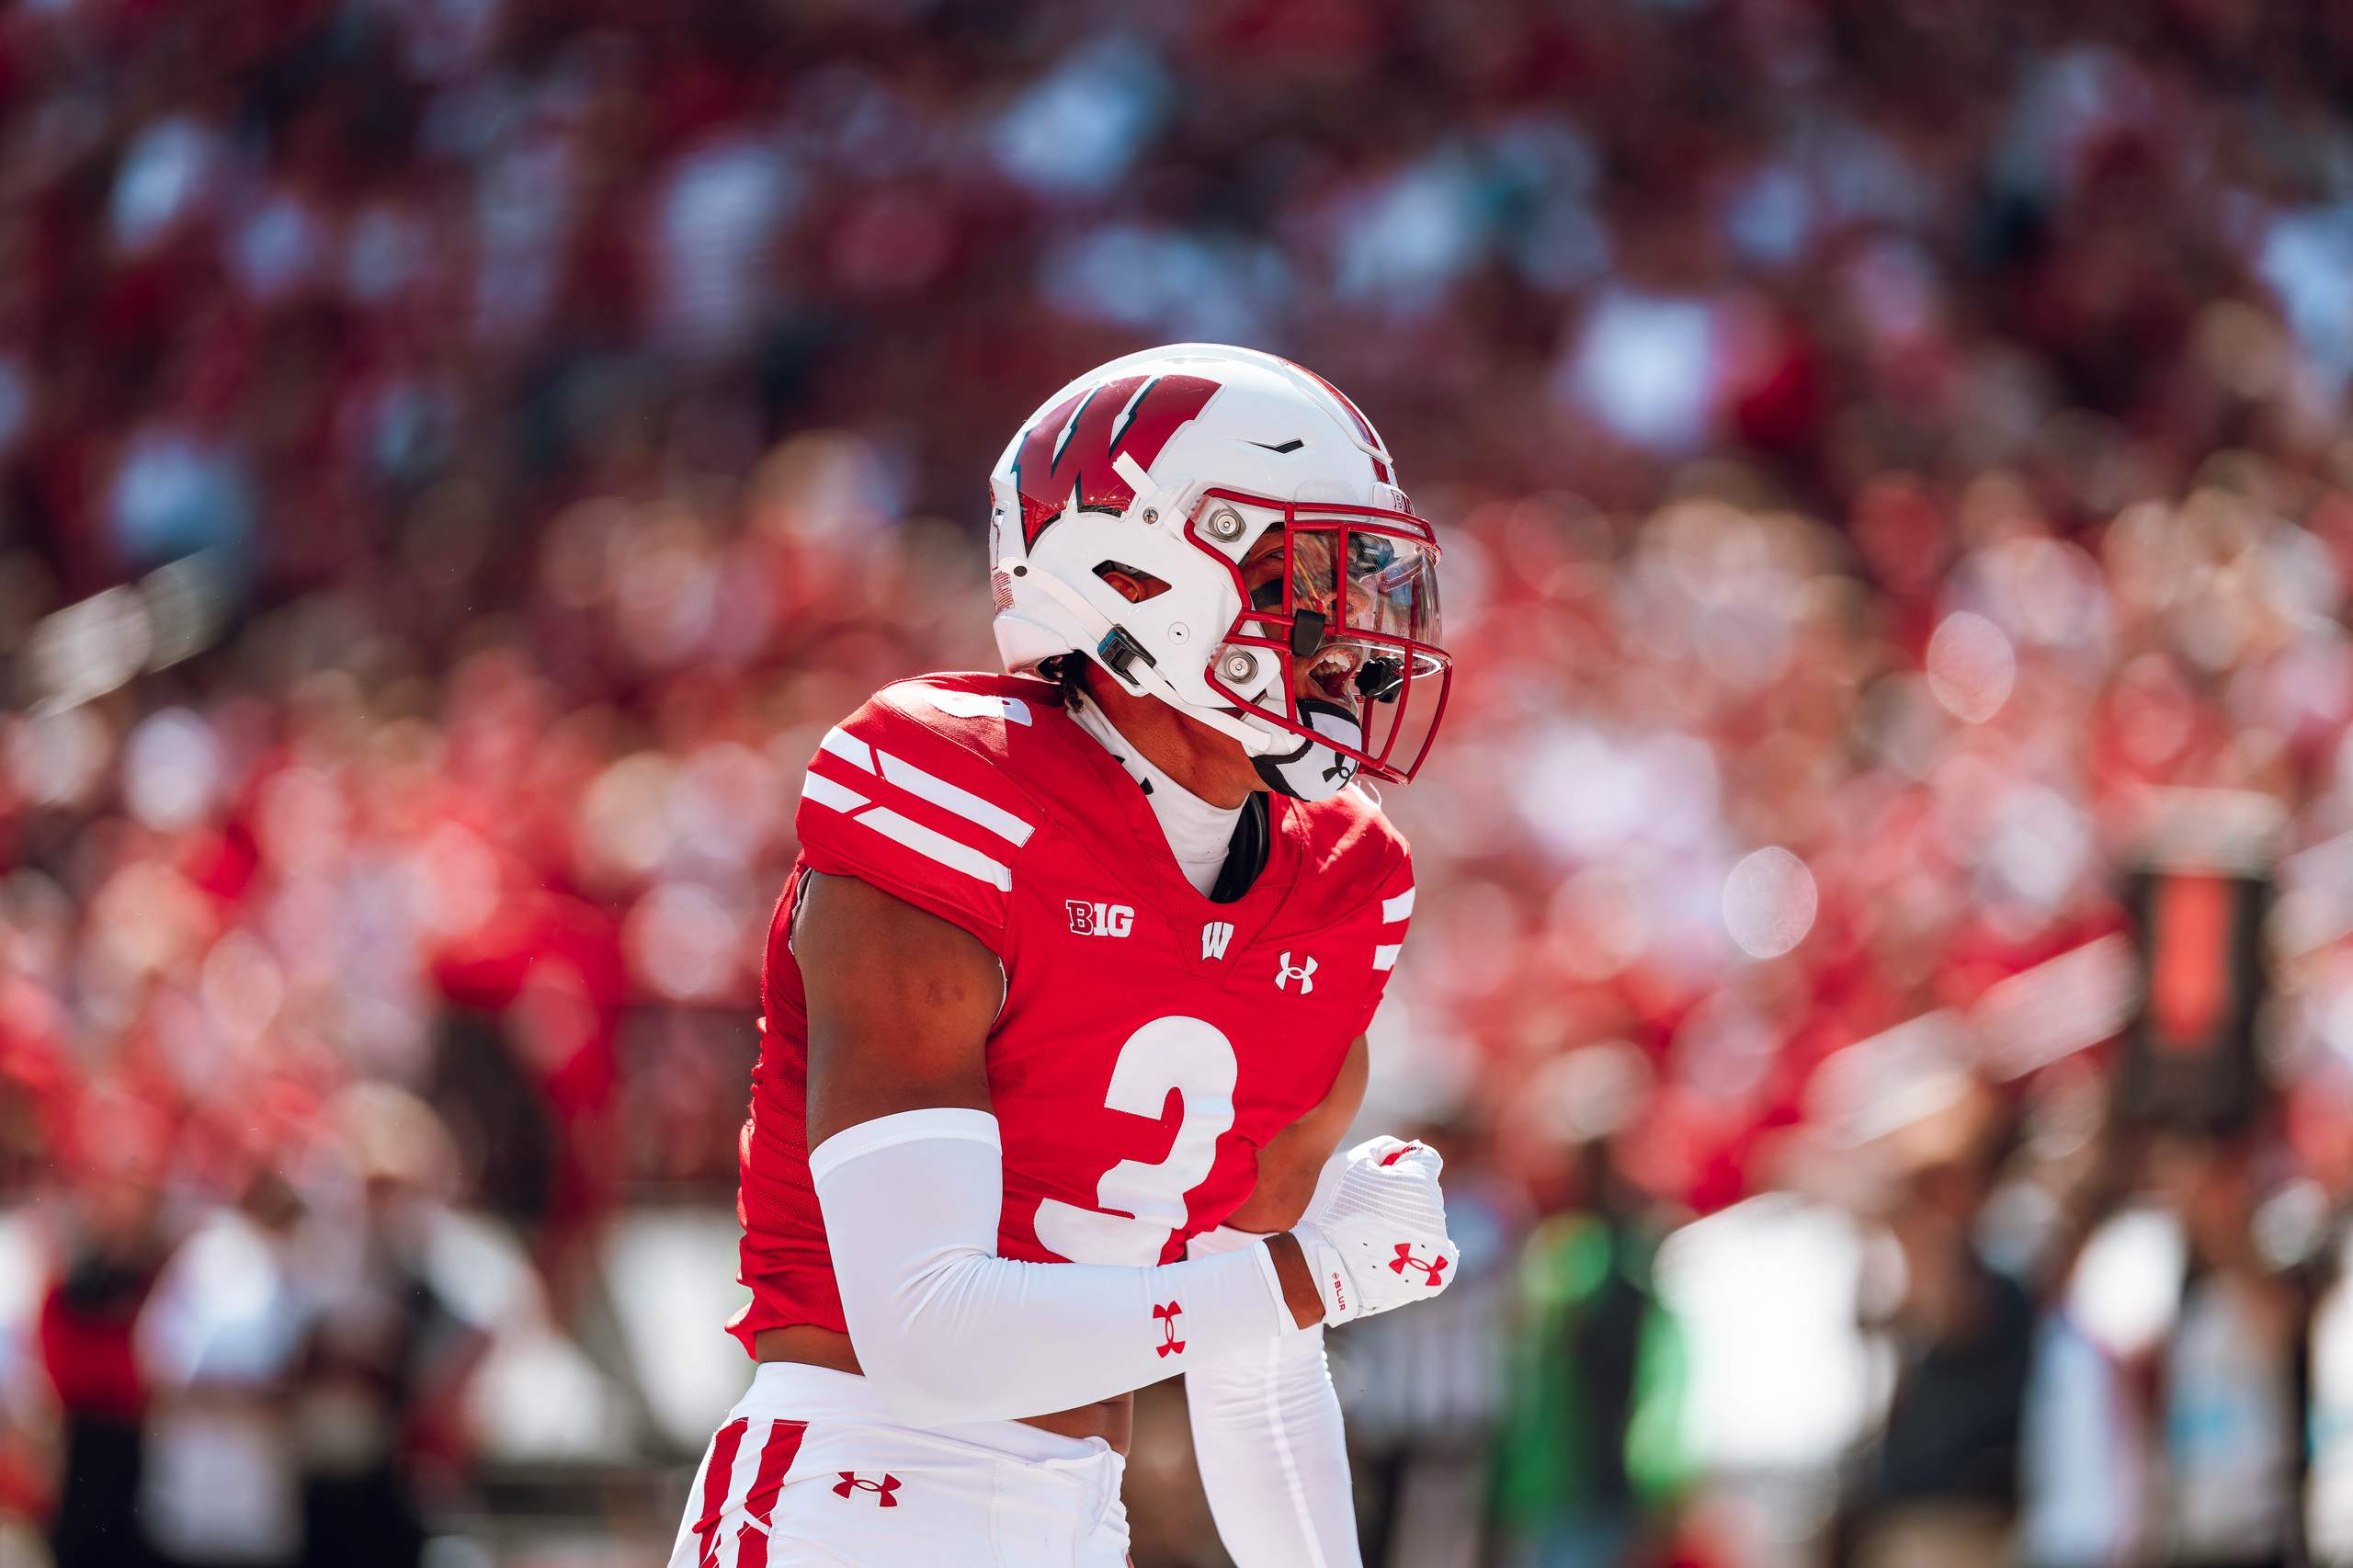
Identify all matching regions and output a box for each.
[1188,491,1451,785]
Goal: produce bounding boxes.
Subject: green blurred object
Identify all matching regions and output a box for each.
[1491,1212,1691,1540]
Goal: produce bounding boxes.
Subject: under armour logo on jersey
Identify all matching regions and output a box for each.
[1275,951,1317,993]
[834,1473,901,1506]
[1201,921,1235,961]
[1154,1301,1186,1358]
[1066,900,1134,937]
[1389,1244,1448,1286]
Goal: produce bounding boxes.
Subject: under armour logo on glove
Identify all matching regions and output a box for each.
[1290,1134,1456,1326]
[834,1472,901,1507]
[1389,1243,1449,1286]
[1154,1301,1186,1358]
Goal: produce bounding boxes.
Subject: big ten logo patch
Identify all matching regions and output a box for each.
[1066,900,1134,937]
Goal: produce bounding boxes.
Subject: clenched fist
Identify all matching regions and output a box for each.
[1284,1135,1458,1326]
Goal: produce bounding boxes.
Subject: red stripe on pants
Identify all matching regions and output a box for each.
[695,1417,750,1568]
[735,1420,809,1568]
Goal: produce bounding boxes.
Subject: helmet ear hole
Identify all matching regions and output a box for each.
[1093,561,1172,604]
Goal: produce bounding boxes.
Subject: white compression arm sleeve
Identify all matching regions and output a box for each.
[1185,1225,1362,1568]
[810,1108,1296,1426]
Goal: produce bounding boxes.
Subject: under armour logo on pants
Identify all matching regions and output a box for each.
[1154,1301,1186,1358]
[833,1472,901,1506]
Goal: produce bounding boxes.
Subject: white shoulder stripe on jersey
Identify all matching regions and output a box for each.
[1372,943,1403,971]
[816,726,1034,846]
[818,726,874,771]
[1381,887,1415,922]
[876,748,1032,845]
[803,767,1015,893]
[858,806,1014,891]
[799,769,869,814]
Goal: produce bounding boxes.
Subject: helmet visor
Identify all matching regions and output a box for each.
[1260,528,1444,648]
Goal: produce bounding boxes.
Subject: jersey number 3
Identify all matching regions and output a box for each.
[1033,1016,1237,1267]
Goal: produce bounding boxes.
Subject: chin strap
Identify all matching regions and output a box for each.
[1252,699,1364,802]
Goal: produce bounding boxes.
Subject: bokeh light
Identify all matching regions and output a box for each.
[1925,610,2018,724]
[1722,846,1818,960]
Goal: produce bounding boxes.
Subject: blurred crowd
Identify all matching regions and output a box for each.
[9,0,2353,1563]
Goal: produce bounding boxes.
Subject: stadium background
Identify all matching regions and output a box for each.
[7,1,2353,1564]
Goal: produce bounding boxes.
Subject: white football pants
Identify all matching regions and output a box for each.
[668,1362,1131,1567]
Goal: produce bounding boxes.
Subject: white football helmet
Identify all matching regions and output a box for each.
[988,344,1450,791]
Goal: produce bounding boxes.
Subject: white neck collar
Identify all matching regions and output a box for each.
[1066,696,1242,897]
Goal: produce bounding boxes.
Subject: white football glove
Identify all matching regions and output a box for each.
[1287,1135,1458,1327]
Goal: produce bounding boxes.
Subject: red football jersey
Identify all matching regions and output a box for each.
[729,673,1415,1349]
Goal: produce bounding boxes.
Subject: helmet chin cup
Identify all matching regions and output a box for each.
[1252,698,1364,802]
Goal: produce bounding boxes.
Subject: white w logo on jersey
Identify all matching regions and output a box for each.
[1201,921,1235,961]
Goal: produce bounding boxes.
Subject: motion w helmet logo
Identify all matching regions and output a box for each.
[1012,374,1219,547]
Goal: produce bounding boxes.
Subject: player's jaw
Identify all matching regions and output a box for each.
[1074,665,1261,807]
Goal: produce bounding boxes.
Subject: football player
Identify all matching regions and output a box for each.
[671,346,1459,1567]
